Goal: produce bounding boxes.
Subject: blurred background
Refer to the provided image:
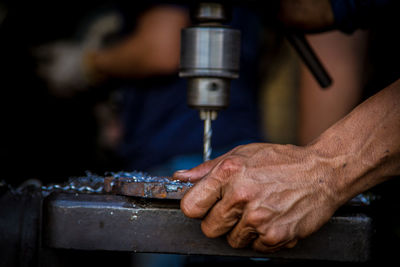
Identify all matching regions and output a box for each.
[0,0,399,184]
[1,0,124,184]
[1,0,400,266]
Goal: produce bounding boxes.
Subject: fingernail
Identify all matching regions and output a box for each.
[175,169,188,173]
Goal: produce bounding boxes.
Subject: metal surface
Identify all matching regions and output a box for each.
[39,171,195,200]
[0,187,43,267]
[43,193,373,262]
[104,175,193,200]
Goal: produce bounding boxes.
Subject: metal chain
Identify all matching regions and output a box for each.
[41,182,103,194]
[0,177,104,196]
[3,171,163,196]
[40,175,105,194]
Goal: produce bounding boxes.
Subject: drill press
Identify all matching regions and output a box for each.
[179,2,240,161]
[179,1,332,162]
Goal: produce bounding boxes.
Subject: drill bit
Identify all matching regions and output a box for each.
[201,110,217,162]
[203,113,212,162]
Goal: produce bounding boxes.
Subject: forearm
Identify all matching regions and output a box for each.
[310,79,400,206]
[89,36,167,78]
[298,30,368,145]
[86,6,188,80]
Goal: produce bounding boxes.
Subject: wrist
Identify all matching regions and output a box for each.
[307,133,365,208]
[306,82,400,208]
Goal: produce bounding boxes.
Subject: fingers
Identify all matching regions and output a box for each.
[227,211,298,252]
[173,159,216,182]
[200,197,244,238]
[180,175,223,218]
[179,155,244,219]
[173,154,226,182]
[285,239,298,249]
[252,238,298,253]
[226,217,258,249]
[227,222,298,252]
[251,226,297,252]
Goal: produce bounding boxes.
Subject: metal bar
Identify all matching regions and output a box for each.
[43,193,373,262]
[0,189,43,267]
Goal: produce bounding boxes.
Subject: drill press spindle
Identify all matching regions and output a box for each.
[179,2,240,162]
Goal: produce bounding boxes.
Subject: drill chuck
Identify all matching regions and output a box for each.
[179,26,240,79]
[179,26,240,111]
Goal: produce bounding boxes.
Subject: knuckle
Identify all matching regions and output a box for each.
[231,188,251,204]
[245,211,264,228]
[219,208,234,222]
[230,144,244,153]
[217,157,243,174]
[204,176,222,191]
[262,228,287,246]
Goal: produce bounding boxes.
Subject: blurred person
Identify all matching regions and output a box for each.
[1,1,110,185]
[34,3,265,177]
[33,3,266,266]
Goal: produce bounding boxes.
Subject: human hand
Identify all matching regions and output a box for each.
[173,143,343,252]
[33,42,91,97]
[32,11,122,97]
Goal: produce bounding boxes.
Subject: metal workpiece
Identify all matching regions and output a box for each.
[38,171,194,200]
[43,193,374,262]
[179,26,240,79]
[104,175,193,200]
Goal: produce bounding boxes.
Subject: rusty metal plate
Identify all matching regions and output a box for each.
[103,172,193,200]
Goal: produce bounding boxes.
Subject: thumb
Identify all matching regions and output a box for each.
[173,155,224,183]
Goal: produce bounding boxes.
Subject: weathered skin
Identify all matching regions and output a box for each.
[174,79,400,252]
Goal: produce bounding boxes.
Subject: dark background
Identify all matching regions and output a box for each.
[0,1,399,265]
